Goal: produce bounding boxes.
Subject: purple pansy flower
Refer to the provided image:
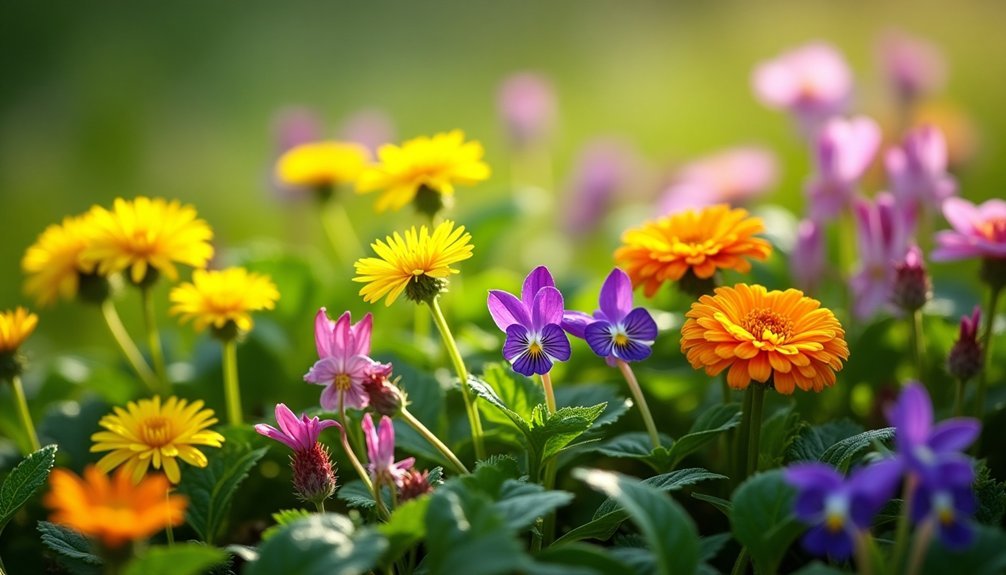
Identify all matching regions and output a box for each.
[886,125,957,218]
[255,403,341,452]
[304,308,377,411]
[563,268,657,365]
[362,412,415,489]
[806,116,882,221]
[487,266,572,377]
[850,193,915,319]
[785,460,902,559]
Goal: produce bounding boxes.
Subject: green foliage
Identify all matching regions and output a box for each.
[922,525,1006,575]
[494,479,574,531]
[529,543,633,575]
[819,427,895,472]
[730,470,802,575]
[974,461,1006,525]
[665,402,741,469]
[0,444,56,533]
[479,362,544,425]
[555,384,631,432]
[123,543,228,575]
[37,521,102,575]
[260,508,311,541]
[758,406,803,469]
[792,562,852,575]
[247,514,387,575]
[378,495,430,567]
[785,419,864,463]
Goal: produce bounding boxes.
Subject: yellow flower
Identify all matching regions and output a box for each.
[0,307,38,354]
[91,396,224,484]
[680,284,849,394]
[356,130,491,212]
[276,141,370,189]
[354,220,473,306]
[22,214,95,307]
[45,466,186,549]
[81,197,214,285]
[614,204,772,297]
[169,267,279,334]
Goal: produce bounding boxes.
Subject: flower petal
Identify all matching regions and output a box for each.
[531,286,564,331]
[314,308,335,358]
[521,266,555,309]
[599,268,634,323]
[622,307,658,343]
[487,290,530,331]
[540,323,571,361]
[584,320,615,359]
[928,419,980,453]
[887,381,932,451]
[503,324,531,361]
[561,310,592,339]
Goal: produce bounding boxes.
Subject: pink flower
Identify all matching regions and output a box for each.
[806,116,882,221]
[338,108,395,155]
[886,125,956,216]
[850,193,915,319]
[891,245,932,312]
[362,413,415,488]
[255,404,340,504]
[948,306,982,382]
[932,198,1006,261]
[562,139,635,236]
[254,403,340,452]
[304,308,376,411]
[791,218,825,293]
[659,147,778,213]
[270,107,324,200]
[878,30,946,105]
[498,72,557,150]
[752,42,853,134]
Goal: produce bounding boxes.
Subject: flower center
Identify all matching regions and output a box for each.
[613,333,629,347]
[978,217,1006,242]
[933,491,955,525]
[335,373,352,391]
[823,494,848,533]
[528,341,543,357]
[140,416,174,447]
[742,308,793,342]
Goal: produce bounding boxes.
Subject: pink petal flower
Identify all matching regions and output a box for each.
[933,198,1006,261]
[255,403,340,452]
[752,42,853,133]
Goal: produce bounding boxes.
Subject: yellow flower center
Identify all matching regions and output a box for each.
[825,511,844,533]
[529,342,543,356]
[614,333,629,346]
[742,308,793,343]
[140,416,174,447]
[335,373,352,391]
[979,217,1006,242]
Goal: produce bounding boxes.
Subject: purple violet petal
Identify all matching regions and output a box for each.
[314,308,335,358]
[503,324,531,361]
[531,286,564,332]
[613,337,652,362]
[561,310,592,339]
[487,290,531,332]
[888,382,933,451]
[928,419,981,453]
[599,268,634,323]
[521,266,556,309]
[539,323,571,361]
[623,307,658,343]
[584,320,615,359]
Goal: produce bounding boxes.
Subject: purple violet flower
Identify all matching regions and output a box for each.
[791,218,825,293]
[255,403,340,505]
[254,403,341,452]
[563,268,657,365]
[886,125,957,217]
[911,483,977,550]
[932,197,1006,261]
[304,308,378,411]
[850,193,916,319]
[562,139,633,237]
[487,266,572,376]
[806,116,882,221]
[362,412,415,489]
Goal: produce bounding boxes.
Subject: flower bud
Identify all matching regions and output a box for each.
[948,306,983,382]
[363,363,405,417]
[892,246,931,312]
[291,443,337,506]
[398,468,433,502]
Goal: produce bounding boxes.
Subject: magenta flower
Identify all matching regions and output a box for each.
[362,412,415,488]
[752,42,853,134]
[304,308,376,411]
[498,72,557,150]
[948,306,982,382]
[932,197,1006,261]
[659,147,778,213]
[255,403,341,452]
[791,218,825,293]
[563,268,657,365]
[891,245,932,312]
[255,403,340,505]
[850,193,915,319]
[562,139,634,236]
[487,266,572,376]
[878,30,946,106]
[886,125,957,217]
[806,116,882,221]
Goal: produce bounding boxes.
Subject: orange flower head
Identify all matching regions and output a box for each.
[680,284,849,394]
[44,466,186,549]
[614,204,772,297]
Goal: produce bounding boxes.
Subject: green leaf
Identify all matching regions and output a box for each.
[529,542,632,575]
[247,513,387,575]
[922,524,1006,575]
[37,521,102,575]
[593,432,663,459]
[494,479,573,531]
[532,403,607,461]
[479,363,543,424]
[123,543,227,575]
[690,492,733,517]
[699,533,731,563]
[975,461,1006,524]
[758,406,802,469]
[555,384,631,430]
[261,508,311,541]
[792,562,852,575]
[378,495,429,567]
[575,468,701,575]
[175,435,267,544]
[467,375,532,436]
[819,427,895,472]
[730,470,802,575]
[785,419,864,463]
[0,444,57,531]
[666,403,741,468]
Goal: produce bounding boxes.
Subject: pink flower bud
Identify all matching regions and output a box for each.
[948,306,983,382]
[291,443,338,506]
[398,468,434,502]
[891,246,931,312]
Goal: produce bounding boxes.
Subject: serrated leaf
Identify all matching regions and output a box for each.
[123,543,227,575]
[247,514,387,575]
[479,363,544,423]
[468,375,532,436]
[593,432,661,459]
[37,521,102,575]
[576,469,701,575]
[666,404,741,468]
[533,403,607,461]
[261,508,311,541]
[0,444,57,531]
[379,495,429,567]
[494,479,573,531]
[758,406,803,469]
[555,384,631,431]
[785,419,864,463]
[690,493,733,517]
[730,470,802,575]
[819,428,895,472]
[529,542,632,575]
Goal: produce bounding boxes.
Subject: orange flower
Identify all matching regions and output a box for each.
[614,204,772,297]
[681,284,849,394]
[44,466,186,549]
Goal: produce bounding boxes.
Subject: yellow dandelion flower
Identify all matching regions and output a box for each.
[91,396,224,484]
[680,284,849,394]
[169,267,279,334]
[45,466,186,549]
[0,307,38,354]
[614,204,772,297]
[81,197,214,285]
[354,220,473,306]
[276,141,370,189]
[356,130,491,212]
[22,214,96,307]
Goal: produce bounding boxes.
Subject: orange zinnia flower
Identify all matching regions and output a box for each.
[614,204,772,297]
[44,466,186,549]
[680,284,849,394]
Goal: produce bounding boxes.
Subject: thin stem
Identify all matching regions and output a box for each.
[400,408,469,475]
[140,287,170,394]
[319,198,363,265]
[853,532,873,575]
[976,285,1002,419]
[616,360,660,449]
[890,475,917,574]
[10,376,40,453]
[729,547,749,575]
[735,387,754,485]
[910,309,926,380]
[539,372,558,547]
[955,378,967,417]
[339,394,366,464]
[906,520,935,575]
[372,477,390,521]
[100,300,159,392]
[221,338,243,426]
[541,372,557,414]
[745,384,766,477]
[337,424,373,494]
[315,500,326,513]
[428,296,486,460]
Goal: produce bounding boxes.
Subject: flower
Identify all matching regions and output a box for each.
[81,197,214,285]
[850,193,915,319]
[0,307,38,355]
[362,413,415,488]
[487,266,572,376]
[363,363,405,417]
[353,220,473,306]
[498,72,557,149]
[398,468,434,502]
[892,245,932,312]
[932,197,1006,261]
[169,267,279,336]
[658,147,778,213]
[885,125,957,216]
[304,308,378,411]
[254,403,340,452]
[948,306,983,382]
[90,396,225,484]
[45,466,186,549]
[339,108,396,155]
[911,483,977,550]
[614,204,772,297]
[878,30,946,105]
[752,42,853,133]
[22,214,97,307]
[681,284,849,393]
[255,404,340,505]
[791,219,825,293]
[805,116,882,221]
[563,268,657,364]
[356,130,491,213]
[562,139,634,236]
[275,141,370,190]
[785,460,902,559]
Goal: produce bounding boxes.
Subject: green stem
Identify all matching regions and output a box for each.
[955,378,967,417]
[735,387,754,485]
[976,285,1002,419]
[140,287,170,394]
[853,531,873,575]
[372,476,390,521]
[100,300,159,392]
[315,500,326,513]
[616,360,661,449]
[745,384,766,477]
[427,296,486,460]
[540,372,558,547]
[10,375,40,453]
[729,547,749,575]
[319,196,363,265]
[910,309,926,380]
[339,395,366,464]
[890,475,917,574]
[337,423,374,494]
[221,338,242,426]
[401,408,469,475]
[906,520,935,575]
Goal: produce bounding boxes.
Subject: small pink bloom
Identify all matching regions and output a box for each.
[791,218,825,293]
[338,108,395,155]
[886,125,956,216]
[948,306,982,382]
[254,403,341,452]
[562,139,635,236]
[806,116,882,221]
[752,42,853,134]
[878,30,946,105]
[498,72,557,150]
[270,107,324,200]
[362,413,415,488]
[932,198,1006,261]
[659,147,778,213]
[891,245,932,312]
[305,308,376,410]
[850,193,916,319]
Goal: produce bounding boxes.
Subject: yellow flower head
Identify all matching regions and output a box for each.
[275,141,370,189]
[22,214,96,307]
[354,220,473,306]
[614,204,772,297]
[680,284,849,394]
[356,130,491,212]
[0,307,38,354]
[81,197,214,286]
[45,465,186,549]
[91,396,224,484]
[169,267,280,335]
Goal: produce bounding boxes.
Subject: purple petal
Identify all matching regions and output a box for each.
[793,488,828,521]
[928,455,975,486]
[939,518,975,550]
[612,337,652,362]
[362,413,380,464]
[333,312,352,357]
[304,357,340,385]
[539,323,571,361]
[561,311,592,339]
[584,321,615,359]
[314,308,335,358]
[350,313,373,356]
[942,197,981,234]
[928,419,980,453]
[254,424,298,451]
[521,266,555,309]
[378,415,396,463]
[274,404,303,443]
[319,384,342,411]
[888,382,932,451]
[503,324,531,361]
[599,268,633,323]
[801,524,853,560]
[487,290,531,331]
[342,382,371,410]
[622,307,658,343]
[848,459,904,527]
[511,350,552,376]
[785,463,844,490]
[531,286,564,332]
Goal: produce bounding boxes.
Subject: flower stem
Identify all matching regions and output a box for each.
[745,384,765,477]
[427,296,485,460]
[100,300,159,392]
[541,372,557,414]
[319,197,363,265]
[735,385,754,485]
[616,360,660,449]
[540,372,558,546]
[400,407,469,475]
[372,476,390,520]
[336,423,374,494]
[729,548,748,575]
[910,309,926,380]
[221,338,243,426]
[315,500,326,514]
[906,519,935,575]
[976,284,1002,419]
[10,376,40,453]
[140,287,170,394]
[955,378,967,417]
[890,475,917,574]
[853,532,873,575]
